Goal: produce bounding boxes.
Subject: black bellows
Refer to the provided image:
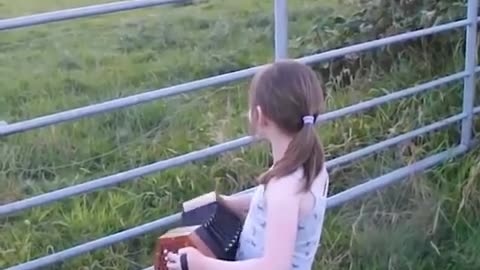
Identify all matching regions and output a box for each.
[181,200,243,260]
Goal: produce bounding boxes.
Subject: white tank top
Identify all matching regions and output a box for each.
[235,168,329,270]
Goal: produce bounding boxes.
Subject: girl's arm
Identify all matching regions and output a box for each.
[220,191,254,220]
[199,177,302,270]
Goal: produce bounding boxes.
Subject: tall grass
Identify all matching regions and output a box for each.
[0,0,479,269]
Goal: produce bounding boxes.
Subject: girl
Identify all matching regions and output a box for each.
[166,60,330,270]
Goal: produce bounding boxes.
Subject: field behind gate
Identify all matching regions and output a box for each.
[1,0,480,269]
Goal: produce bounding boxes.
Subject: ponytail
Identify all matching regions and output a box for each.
[258,115,325,192]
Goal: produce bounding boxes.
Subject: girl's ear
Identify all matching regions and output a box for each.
[256,105,268,127]
[248,105,270,137]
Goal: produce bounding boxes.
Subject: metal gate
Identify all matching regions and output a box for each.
[0,0,478,269]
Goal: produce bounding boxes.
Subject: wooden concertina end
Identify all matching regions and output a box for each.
[153,192,244,270]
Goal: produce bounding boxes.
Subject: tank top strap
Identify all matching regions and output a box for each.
[309,166,329,210]
[321,171,329,197]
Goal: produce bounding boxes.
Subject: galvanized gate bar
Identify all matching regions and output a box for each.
[0,110,462,217]
[460,0,479,146]
[326,144,468,208]
[475,106,480,114]
[274,0,288,60]
[315,71,467,123]
[0,66,262,137]
[299,19,469,65]
[3,213,183,270]
[0,0,185,31]
[326,113,466,169]
[0,19,468,137]
[0,136,254,217]
[0,72,466,217]
[3,144,468,270]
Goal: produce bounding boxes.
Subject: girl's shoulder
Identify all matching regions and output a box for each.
[267,167,304,187]
[263,168,305,203]
[267,166,329,193]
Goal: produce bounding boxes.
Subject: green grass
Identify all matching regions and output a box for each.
[1,0,479,269]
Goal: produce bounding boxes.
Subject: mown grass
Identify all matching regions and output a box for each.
[1,0,479,269]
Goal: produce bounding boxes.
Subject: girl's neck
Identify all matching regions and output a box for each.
[268,133,293,164]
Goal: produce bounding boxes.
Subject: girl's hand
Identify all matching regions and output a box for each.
[166,247,204,270]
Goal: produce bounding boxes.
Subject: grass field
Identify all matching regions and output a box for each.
[1,0,480,269]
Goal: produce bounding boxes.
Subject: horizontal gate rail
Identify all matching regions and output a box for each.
[0,111,465,217]
[475,106,480,114]
[325,145,469,208]
[326,113,467,168]
[0,136,252,217]
[314,71,468,123]
[0,19,470,137]
[0,71,469,217]
[0,0,186,31]
[298,19,470,65]
[3,144,468,270]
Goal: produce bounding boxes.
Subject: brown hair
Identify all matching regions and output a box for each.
[249,60,325,192]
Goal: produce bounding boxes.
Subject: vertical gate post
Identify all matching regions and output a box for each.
[461,0,479,147]
[274,0,288,60]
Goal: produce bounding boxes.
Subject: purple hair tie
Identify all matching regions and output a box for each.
[302,115,315,125]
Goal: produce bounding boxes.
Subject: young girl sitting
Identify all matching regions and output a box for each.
[166,60,330,270]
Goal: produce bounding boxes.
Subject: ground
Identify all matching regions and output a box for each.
[0,0,479,269]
